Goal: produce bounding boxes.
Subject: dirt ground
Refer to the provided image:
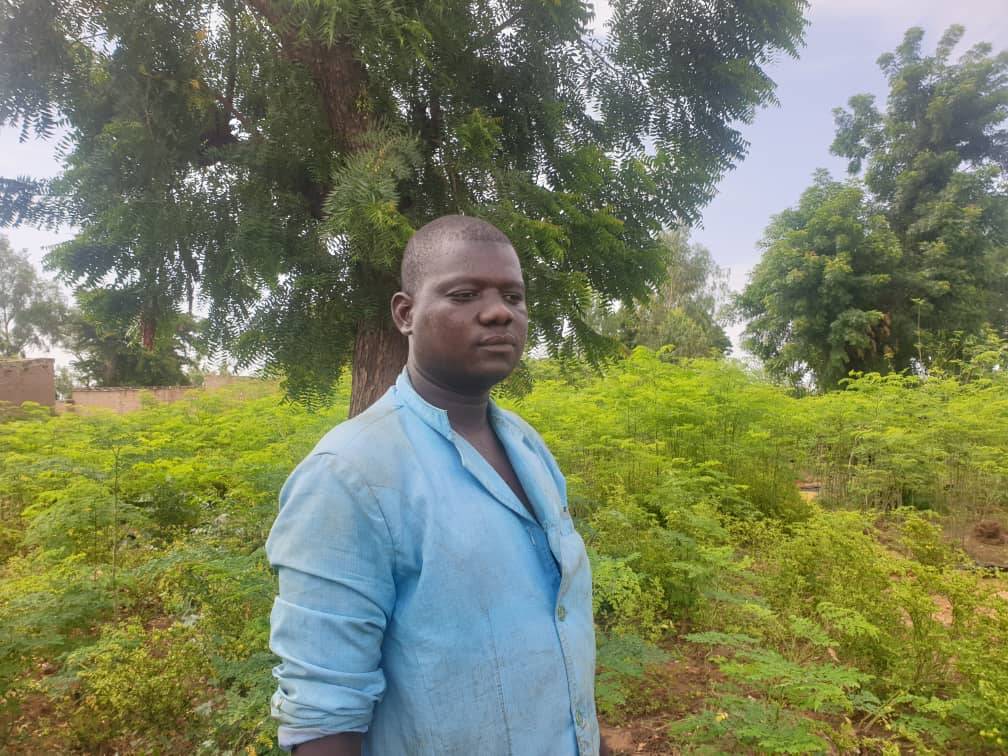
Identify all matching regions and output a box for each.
[599,645,724,755]
[601,718,675,755]
[958,527,1008,568]
[799,478,1008,570]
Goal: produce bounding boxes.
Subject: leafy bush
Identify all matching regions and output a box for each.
[1,355,1007,752]
[61,619,212,749]
[0,382,347,752]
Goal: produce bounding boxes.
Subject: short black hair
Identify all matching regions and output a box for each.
[400,215,513,294]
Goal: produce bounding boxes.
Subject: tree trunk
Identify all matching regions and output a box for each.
[246,0,371,151]
[140,314,156,351]
[248,2,402,416]
[349,318,408,418]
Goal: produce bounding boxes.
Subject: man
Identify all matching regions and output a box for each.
[266,215,603,755]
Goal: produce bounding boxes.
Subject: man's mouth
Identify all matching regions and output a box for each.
[478,334,516,346]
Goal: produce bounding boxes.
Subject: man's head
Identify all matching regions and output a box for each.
[392,215,528,394]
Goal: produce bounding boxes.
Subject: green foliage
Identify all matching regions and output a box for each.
[0,234,68,358]
[588,230,732,359]
[61,619,212,749]
[0,0,809,404]
[891,509,959,568]
[950,610,1008,750]
[66,288,209,387]
[590,551,667,638]
[2,352,1008,752]
[738,172,902,388]
[797,369,1008,513]
[517,350,809,523]
[587,493,738,621]
[671,502,1006,753]
[741,27,1008,390]
[0,379,347,751]
[699,641,872,714]
[670,693,834,754]
[0,554,115,690]
[594,632,670,719]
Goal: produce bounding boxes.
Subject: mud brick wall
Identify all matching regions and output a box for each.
[0,358,56,407]
[70,386,194,413]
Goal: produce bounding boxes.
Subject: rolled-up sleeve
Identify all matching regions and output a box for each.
[265,452,396,750]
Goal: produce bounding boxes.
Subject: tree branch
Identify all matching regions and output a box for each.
[468,9,523,53]
[243,0,372,148]
[224,0,239,115]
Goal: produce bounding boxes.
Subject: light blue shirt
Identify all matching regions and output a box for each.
[266,370,599,755]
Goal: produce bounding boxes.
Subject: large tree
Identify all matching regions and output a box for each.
[737,171,903,387]
[0,0,808,412]
[740,26,1008,389]
[0,235,68,357]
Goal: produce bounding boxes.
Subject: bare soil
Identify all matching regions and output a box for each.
[973,520,1006,545]
[962,534,1008,567]
[599,644,724,755]
[951,518,1008,569]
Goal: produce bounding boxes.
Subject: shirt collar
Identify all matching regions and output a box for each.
[393,368,454,440]
[393,368,513,441]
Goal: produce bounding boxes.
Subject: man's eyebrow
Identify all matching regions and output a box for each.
[435,276,525,290]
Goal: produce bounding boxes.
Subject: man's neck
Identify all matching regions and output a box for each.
[406,362,492,435]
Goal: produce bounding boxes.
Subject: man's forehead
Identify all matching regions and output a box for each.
[423,239,523,276]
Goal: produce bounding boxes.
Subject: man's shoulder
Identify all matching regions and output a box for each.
[310,390,407,461]
[279,391,418,501]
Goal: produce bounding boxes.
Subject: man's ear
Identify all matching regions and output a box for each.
[391,291,414,335]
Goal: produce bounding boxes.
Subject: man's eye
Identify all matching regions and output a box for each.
[449,291,477,300]
[505,293,525,304]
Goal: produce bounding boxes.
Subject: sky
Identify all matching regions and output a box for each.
[2,0,1008,360]
[690,0,1008,343]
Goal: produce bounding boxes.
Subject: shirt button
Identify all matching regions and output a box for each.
[557,605,566,621]
[575,710,585,727]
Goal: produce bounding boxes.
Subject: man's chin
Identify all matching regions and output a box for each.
[454,362,519,394]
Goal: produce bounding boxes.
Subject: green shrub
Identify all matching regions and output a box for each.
[2,355,1007,752]
[63,619,211,749]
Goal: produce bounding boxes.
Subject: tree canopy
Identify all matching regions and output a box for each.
[66,288,208,387]
[740,26,1008,389]
[0,235,68,358]
[1,0,808,410]
[589,229,731,359]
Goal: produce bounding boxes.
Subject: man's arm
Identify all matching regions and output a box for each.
[290,732,609,755]
[291,732,362,755]
[267,452,396,751]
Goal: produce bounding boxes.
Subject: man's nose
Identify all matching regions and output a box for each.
[478,293,514,324]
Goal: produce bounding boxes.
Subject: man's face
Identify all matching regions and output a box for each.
[394,239,528,394]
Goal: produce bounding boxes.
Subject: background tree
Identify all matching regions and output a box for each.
[0,0,808,413]
[0,235,68,358]
[740,26,1008,389]
[590,230,732,359]
[923,325,1008,382]
[737,172,903,388]
[67,289,208,387]
[54,364,74,399]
